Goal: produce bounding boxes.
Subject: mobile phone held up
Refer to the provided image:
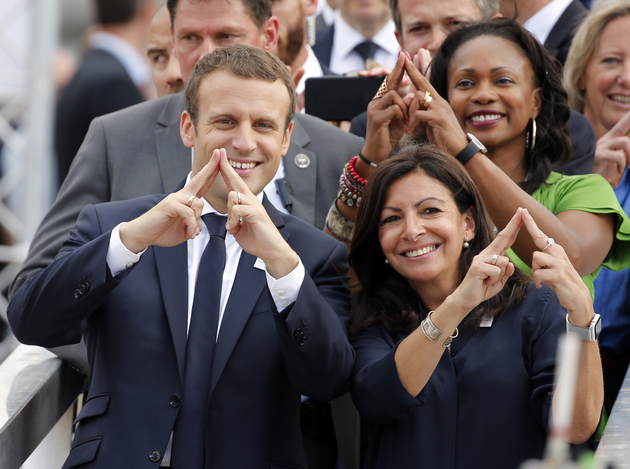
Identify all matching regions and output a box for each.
[304,76,384,121]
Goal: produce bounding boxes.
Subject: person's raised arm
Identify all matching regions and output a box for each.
[119,149,221,253]
[404,56,614,276]
[395,209,523,396]
[219,150,299,280]
[522,209,603,444]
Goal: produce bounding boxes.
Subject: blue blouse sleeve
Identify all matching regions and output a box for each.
[350,324,424,424]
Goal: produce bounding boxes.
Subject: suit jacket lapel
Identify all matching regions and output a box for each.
[284,116,317,226]
[154,241,189,385]
[544,0,586,51]
[155,93,191,192]
[209,199,288,397]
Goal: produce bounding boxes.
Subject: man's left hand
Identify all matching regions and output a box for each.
[218,149,299,279]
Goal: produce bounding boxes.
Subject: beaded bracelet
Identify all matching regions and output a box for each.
[338,156,367,207]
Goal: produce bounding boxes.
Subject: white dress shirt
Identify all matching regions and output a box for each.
[329,12,399,75]
[523,0,574,45]
[297,46,325,96]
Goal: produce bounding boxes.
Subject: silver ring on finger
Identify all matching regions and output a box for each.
[185,195,196,207]
[542,238,555,251]
[491,253,499,265]
[237,191,242,205]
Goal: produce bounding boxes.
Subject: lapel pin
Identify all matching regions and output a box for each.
[294,153,310,169]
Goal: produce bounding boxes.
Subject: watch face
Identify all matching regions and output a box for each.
[466,133,487,153]
[593,314,602,337]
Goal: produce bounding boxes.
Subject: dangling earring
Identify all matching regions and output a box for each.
[530,119,537,153]
[463,237,469,249]
[306,15,316,47]
[384,258,389,264]
[525,131,530,152]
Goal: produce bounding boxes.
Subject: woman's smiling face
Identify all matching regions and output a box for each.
[580,15,630,139]
[378,170,475,295]
[446,35,542,155]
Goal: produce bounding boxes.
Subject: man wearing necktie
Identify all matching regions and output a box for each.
[8,45,354,469]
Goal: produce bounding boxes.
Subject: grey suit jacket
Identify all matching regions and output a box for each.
[10,92,364,299]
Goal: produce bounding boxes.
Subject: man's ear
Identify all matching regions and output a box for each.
[180,110,195,148]
[281,121,294,156]
[264,16,280,52]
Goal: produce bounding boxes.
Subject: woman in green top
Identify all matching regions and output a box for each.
[341,19,630,295]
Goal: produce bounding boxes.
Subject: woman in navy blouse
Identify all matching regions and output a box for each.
[349,145,603,469]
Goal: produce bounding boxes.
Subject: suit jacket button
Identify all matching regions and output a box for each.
[149,450,162,462]
[84,282,90,293]
[74,289,81,299]
[169,394,181,408]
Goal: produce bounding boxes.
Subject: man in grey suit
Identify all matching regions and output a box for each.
[10,0,363,299]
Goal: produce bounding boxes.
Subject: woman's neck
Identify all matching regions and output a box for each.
[411,277,458,313]
[485,138,529,183]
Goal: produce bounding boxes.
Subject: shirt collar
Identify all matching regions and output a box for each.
[332,12,398,61]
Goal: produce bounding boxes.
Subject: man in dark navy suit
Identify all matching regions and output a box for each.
[500,0,588,66]
[8,45,354,469]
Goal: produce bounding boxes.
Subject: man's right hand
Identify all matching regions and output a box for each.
[119,150,221,253]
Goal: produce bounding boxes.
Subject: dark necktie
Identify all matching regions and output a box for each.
[171,213,227,469]
[354,40,378,65]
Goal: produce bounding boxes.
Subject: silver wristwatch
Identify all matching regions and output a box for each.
[565,313,601,341]
[466,133,487,154]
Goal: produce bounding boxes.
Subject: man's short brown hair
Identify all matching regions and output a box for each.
[167,0,272,31]
[185,44,296,131]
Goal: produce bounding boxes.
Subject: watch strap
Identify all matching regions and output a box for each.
[455,141,480,166]
[566,313,601,341]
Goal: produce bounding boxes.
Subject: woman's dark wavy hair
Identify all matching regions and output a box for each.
[429,18,572,195]
[349,144,530,335]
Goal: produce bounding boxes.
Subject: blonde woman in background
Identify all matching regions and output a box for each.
[564,0,630,416]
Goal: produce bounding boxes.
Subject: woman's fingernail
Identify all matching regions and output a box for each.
[406,52,411,60]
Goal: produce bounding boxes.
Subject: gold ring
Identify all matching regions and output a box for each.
[491,254,498,265]
[237,192,242,205]
[422,91,433,108]
[372,78,389,100]
[185,195,196,207]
